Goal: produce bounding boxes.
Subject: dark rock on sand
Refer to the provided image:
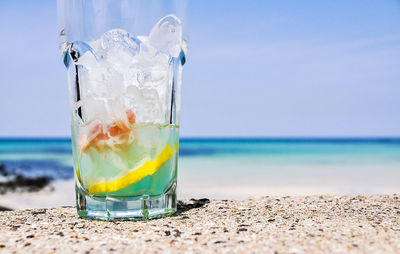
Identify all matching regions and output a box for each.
[0,206,11,211]
[177,198,210,213]
[0,164,52,194]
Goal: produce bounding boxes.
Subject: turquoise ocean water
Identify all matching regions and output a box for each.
[1,138,399,197]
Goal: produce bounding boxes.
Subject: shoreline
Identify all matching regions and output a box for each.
[1,178,399,210]
[0,179,75,210]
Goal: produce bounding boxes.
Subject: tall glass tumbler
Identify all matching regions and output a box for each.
[57,0,187,220]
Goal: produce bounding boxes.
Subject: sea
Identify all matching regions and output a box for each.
[1,138,400,198]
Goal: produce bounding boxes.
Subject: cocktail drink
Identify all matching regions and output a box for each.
[58,1,186,220]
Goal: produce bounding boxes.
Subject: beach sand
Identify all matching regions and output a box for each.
[1,195,399,253]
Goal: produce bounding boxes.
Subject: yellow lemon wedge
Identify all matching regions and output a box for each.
[88,144,174,195]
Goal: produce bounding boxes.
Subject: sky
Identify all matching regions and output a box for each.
[0,0,399,137]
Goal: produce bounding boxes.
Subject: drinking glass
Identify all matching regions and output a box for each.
[57,0,187,220]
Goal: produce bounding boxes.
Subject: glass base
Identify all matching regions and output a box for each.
[75,182,177,221]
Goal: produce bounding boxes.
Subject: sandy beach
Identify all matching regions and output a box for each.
[1,195,400,253]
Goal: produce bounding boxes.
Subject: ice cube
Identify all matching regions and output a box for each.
[138,67,169,89]
[76,50,98,70]
[125,85,142,114]
[90,29,140,67]
[149,68,169,86]
[123,56,169,91]
[101,29,140,53]
[136,69,150,85]
[105,97,127,122]
[136,36,157,57]
[125,85,164,124]
[136,68,168,87]
[135,37,170,68]
[80,64,125,98]
[126,85,141,99]
[123,67,140,88]
[114,33,170,92]
[142,87,163,123]
[149,14,182,57]
[77,29,142,99]
[79,97,112,124]
[88,39,103,57]
[134,124,170,159]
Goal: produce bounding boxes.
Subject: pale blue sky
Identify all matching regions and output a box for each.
[0,0,399,137]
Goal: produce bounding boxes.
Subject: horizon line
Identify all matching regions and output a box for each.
[1,136,400,142]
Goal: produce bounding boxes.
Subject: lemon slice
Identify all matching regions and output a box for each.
[88,144,174,195]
